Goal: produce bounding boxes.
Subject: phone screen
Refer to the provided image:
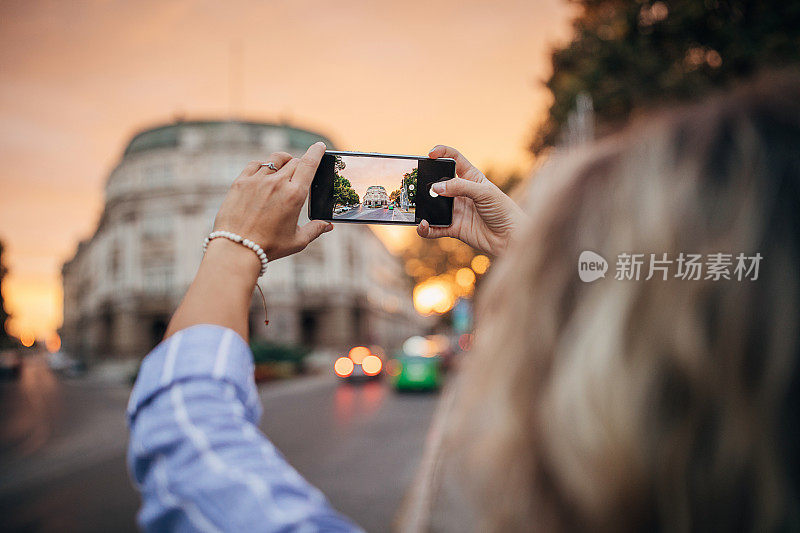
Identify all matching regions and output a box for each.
[309,152,455,226]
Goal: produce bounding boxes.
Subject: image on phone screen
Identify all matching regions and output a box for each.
[309,152,455,226]
[332,154,417,222]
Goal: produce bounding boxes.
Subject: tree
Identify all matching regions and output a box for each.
[0,240,13,348]
[389,189,401,204]
[532,0,800,154]
[333,173,359,206]
[332,155,359,206]
[402,168,418,205]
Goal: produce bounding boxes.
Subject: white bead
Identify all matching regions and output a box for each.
[203,230,268,278]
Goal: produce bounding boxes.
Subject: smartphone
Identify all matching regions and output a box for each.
[309,151,455,226]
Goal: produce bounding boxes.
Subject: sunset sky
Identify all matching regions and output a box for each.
[0,0,573,342]
[338,155,418,200]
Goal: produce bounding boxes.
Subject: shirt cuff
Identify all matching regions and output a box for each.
[126,324,261,426]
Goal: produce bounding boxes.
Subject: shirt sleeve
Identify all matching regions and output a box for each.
[126,324,363,533]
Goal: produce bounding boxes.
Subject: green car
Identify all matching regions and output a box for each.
[388,205,395,210]
[389,354,441,392]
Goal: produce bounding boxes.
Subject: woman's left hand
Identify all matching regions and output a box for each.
[213,142,333,263]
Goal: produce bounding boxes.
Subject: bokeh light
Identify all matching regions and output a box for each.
[413,278,456,315]
[20,332,34,347]
[455,267,476,288]
[361,355,382,376]
[368,345,385,358]
[45,333,61,353]
[334,356,354,377]
[348,346,370,365]
[402,336,428,357]
[428,334,450,355]
[386,359,402,377]
[471,255,491,275]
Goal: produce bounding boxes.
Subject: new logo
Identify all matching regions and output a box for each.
[578,251,608,282]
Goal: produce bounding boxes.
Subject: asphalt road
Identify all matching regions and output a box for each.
[334,205,414,223]
[0,355,439,532]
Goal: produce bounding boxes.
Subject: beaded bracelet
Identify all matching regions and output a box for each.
[202,230,271,326]
[203,230,268,277]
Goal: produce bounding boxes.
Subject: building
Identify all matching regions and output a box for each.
[61,120,424,360]
[400,184,411,210]
[363,186,389,208]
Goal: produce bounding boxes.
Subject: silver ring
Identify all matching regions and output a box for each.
[260,162,278,171]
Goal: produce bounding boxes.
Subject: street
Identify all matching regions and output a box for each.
[335,205,415,223]
[0,355,439,532]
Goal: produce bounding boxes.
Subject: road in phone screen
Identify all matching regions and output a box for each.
[331,155,418,223]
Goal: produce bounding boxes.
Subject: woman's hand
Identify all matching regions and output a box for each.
[165,143,332,341]
[213,142,333,262]
[417,145,526,256]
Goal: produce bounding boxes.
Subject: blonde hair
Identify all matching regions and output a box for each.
[405,72,800,532]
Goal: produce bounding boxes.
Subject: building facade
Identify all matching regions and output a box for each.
[363,186,389,208]
[61,120,423,360]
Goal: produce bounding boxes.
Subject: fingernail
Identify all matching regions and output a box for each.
[428,146,438,154]
[325,223,333,232]
[432,182,445,193]
[316,141,326,149]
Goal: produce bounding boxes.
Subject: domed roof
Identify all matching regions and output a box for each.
[123,120,334,156]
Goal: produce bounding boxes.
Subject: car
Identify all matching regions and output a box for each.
[0,350,22,380]
[334,346,383,382]
[47,351,86,377]
[386,335,447,392]
[388,354,441,392]
[388,205,394,210]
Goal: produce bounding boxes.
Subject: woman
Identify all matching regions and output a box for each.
[127,72,800,531]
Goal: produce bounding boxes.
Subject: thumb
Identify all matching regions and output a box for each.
[297,220,333,248]
[431,177,489,201]
[417,219,452,240]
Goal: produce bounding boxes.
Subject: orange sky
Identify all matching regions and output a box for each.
[0,0,573,342]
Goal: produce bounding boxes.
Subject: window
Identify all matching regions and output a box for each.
[109,243,121,280]
[141,212,174,240]
[300,309,319,346]
[143,162,174,188]
[143,263,173,295]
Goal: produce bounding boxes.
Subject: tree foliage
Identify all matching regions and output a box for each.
[532,0,800,154]
[0,240,12,348]
[402,168,418,205]
[333,170,359,207]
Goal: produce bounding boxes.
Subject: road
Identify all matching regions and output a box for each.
[0,355,439,532]
[334,205,414,223]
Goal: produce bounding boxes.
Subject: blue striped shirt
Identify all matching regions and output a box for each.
[126,324,363,532]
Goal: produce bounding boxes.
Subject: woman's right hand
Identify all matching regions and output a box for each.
[417,145,527,256]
